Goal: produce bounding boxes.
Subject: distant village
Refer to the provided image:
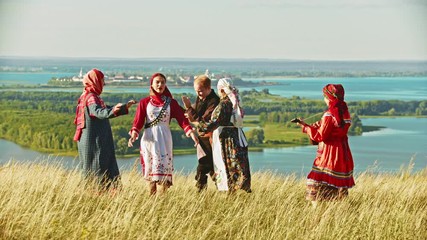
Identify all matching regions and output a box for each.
[51,68,235,86]
[49,68,275,87]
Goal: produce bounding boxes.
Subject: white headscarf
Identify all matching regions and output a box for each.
[217,78,245,127]
[216,78,247,147]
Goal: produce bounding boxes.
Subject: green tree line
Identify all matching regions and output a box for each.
[241,89,427,116]
[0,90,425,155]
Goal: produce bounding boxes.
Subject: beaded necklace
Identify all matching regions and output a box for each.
[144,96,171,129]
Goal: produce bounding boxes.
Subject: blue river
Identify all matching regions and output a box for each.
[0,72,426,101]
[0,72,426,175]
[1,117,426,175]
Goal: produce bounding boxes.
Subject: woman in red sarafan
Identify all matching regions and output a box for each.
[298,84,355,201]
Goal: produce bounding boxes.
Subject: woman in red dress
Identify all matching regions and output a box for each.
[297,84,355,201]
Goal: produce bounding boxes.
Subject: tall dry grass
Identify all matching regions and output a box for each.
[0,161,426,239]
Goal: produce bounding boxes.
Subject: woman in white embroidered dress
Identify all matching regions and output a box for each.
[128,73,198,195]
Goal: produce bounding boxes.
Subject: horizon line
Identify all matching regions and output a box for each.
[1,55,427,62]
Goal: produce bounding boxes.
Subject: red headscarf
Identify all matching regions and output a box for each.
[73,69,106,141]
[323,84,349,127]
[83,69,104,95]
[149,73,173,104]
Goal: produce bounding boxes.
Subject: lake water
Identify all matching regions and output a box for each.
[1,72,426,101]
[107,77,427,101]
[1,72,426,175]
[1,117,426,175]
[0,72,76,85]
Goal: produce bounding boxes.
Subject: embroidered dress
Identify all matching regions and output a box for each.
[304,112,354,189]
[141,100,173,183]
[200,96,251,192]
[131,97,192,185]
[302,84,355,200]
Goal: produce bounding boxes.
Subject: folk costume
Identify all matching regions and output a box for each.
[302,84,355,201]
[185,86,220,190]
[130,73,193,186]
[73,69,128,188]
[199,78,251,192]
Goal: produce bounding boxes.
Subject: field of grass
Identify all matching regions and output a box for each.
[243,115,309,147]
[263,123,308,146]
[1,162,426,239]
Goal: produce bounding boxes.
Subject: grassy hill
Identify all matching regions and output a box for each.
[0,162,426,239]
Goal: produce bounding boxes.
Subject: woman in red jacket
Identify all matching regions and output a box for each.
[128,73,198,195]
[297,84,355,201]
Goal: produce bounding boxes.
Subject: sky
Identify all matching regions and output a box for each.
[0,0,426,60]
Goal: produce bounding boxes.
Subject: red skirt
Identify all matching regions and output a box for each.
[307,141,355,188]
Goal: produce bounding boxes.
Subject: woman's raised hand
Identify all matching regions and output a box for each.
[126,100,137,109]
[113,103,123,113]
